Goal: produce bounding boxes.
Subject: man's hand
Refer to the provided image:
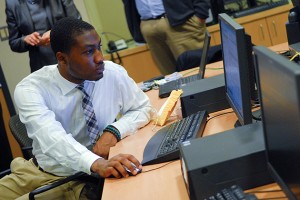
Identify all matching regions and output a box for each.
[24,32,41,46]
[91,154,142,178]
[198,17,205,24]
[39,30,51,46]
[24,31,51,46]
[92,132,118,159]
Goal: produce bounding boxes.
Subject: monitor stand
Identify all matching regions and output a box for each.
[234,109,262,128]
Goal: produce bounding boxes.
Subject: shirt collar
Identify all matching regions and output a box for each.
[54,67,96,95]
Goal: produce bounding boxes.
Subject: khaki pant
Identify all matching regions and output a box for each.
[141,15,206,75]
[0,157,85,200]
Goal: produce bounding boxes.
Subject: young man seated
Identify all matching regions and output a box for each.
[0,17,152,199]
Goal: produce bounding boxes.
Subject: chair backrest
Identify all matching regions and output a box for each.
[0,103,13,171]
[9,115,33,159]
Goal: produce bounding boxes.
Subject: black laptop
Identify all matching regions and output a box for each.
[158,31,211,98]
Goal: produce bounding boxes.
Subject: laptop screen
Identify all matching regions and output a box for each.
[198,31,211,79]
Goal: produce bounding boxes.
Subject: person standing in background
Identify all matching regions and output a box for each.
[134,0,210,75]
[122,0,146,44]
[5,0,81,73]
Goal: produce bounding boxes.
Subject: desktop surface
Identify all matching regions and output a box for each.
[101,43,289,200]
[102,62,226,200]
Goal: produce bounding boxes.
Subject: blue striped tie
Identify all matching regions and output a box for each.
[76,83,99,144]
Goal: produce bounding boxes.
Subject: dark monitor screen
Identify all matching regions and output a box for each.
[219,13,256,126]
[253,46,300,200]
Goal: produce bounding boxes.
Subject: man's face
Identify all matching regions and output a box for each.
[59,29,105,84]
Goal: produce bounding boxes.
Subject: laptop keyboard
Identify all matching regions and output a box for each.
[175,74,202,88]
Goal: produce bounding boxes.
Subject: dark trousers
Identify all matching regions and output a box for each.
[175,45,223,72]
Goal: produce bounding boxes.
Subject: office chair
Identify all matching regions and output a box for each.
[0,169,11,178]
[0,102,13,171]
[7,114,103,200]
[9,114,33,160]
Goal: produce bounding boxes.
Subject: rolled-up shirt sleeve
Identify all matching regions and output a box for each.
[112,75,152,138]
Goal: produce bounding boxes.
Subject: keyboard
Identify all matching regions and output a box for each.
[159,73,202,98]
[205,185,258,200]
[142,110,208,165]
[233,0,289,18]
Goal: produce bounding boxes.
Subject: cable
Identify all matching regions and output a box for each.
[206,110,234,122]
[101,31,127,40]
[141,160,177,173]
[289,51,300,62]
[182,68,198,77]
[109,51,123,65]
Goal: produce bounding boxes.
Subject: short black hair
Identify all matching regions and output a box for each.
[50,17,95,55]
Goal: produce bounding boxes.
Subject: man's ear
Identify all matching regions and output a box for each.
[56,52,68,65]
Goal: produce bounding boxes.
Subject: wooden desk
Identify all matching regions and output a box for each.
[101,62,234,200]
[103,45,161,83]
[101,43,290,200]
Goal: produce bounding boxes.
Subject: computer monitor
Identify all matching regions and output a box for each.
[253,46,300,200]
[219,13,257,127]
[291,0,300,6]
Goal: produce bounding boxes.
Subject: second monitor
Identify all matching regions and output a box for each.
[181,13,258,123]
[219,13,258,126]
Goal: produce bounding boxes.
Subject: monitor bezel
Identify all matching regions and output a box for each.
[219,13,253,126]
[253,46,300,200]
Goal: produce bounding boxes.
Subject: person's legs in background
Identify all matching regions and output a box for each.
[175,45,223,72]
[140,19,176,75]
[175,48,203,72]
[167,15,206,65]
[140,15,206,75]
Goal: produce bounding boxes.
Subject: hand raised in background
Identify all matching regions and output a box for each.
[23,31,51,46]
[24,32,41,46]
[39,30,51,46]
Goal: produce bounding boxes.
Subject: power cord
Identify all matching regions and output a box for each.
[290,51,300,62]
[206,110,234,122]
[109,51,122,65]
[141,160,177,174]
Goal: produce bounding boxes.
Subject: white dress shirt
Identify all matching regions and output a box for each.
[14,61,152,176]
[135,0,165,20]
